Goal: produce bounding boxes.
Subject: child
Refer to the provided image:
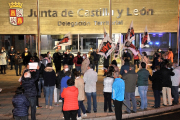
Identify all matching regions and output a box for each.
[12,86,29,120]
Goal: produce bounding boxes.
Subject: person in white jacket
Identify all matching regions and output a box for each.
[171,66,180,105]
[83,64,98,113]
[103,72,114,112]
[0,47,7,74]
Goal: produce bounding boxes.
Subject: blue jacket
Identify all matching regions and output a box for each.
[112,78,125,101]
[21,70,39,98]
[12,94,29,116]
[120,64,129,76]
[60,76,70,95]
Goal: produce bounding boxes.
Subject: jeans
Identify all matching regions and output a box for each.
[103,92,112,112]
[75,66,81,73]
[27,97,36,120]
[114,100,123,120]
[93,63,98,73]
[38,78,45,96]
[55,63,61,73]
[63,110,78,120]
[153,90,161,107]
[78,101,86,117]
[56,88,60,104]
[68,65,73,71]
[172,86,179,104]
[15,64,22,75]
[86,92,97,112]
[10,59,15,69]
[162,87,172,105]
[138,86,148,109]
[14,116,28,120]
[125,92,137,112]
[44,86,55,106]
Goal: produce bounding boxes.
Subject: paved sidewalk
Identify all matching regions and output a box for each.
[0,67,180,120]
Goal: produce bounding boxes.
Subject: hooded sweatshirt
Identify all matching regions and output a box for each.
[43,67,56,86]
[61,86,79,111]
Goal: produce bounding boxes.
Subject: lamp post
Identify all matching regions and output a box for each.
[109,0,112,62]
[37,0,40,57]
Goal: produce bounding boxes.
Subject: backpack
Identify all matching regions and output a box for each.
[77,56,83,64]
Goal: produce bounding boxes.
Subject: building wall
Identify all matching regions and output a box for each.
[0,0,178,34]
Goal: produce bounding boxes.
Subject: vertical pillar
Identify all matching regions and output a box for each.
[37,0,40,57]
[109,0,112,62]
[78,34,79,52]
[81,37,83,53]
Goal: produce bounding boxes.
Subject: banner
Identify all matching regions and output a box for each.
[141,26,151,48]
[98,35,115,59]
[114,35,121,58]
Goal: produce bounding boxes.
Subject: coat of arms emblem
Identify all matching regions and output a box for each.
[9,2,23,26]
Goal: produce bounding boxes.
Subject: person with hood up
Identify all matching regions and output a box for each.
[43,63,56,110]
[21,66,39,120]
[73,52,83,72]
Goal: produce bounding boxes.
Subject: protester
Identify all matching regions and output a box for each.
[140,52,149,69]
[134,47,140,68]
[21,66,39,120]
[8,46,16,70]
[63,53,68,65]
[71,68,77,81]
[0,47,7,74]
[120,59,130,76]
[61,78,79,120]
[43,63,56,110]
[103,56,110,76]
[67,50,74,71]
[149,66,162,108]
[53,49,62,73]
[12,87,29,120]
[171,66,180,105]
[137,62,150,110]
[81,54,90,74]
[84,64,98,113]
[111,60,119,76]
[22,48,32,65]
[75,71,87,119]
[44,53,51,64]
[122,49,131,61]
[103,72,114,113]
[122,65,137,113]
[14,51,23,76]
[112,72,125,120]
[73,52,83,72]
[94,49,100,73]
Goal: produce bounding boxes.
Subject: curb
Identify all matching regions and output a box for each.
[84,105,180,120]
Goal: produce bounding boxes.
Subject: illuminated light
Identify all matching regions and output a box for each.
[153,34,156,35]
[159,33,162,35]
[155,42,159,45]
[149,42,153,45]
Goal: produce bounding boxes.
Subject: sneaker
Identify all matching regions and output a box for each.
[59,100,62,102]
[82,113,87,117]
[77,117,82,120]
[54,103,59,107]
[86,110,91,113]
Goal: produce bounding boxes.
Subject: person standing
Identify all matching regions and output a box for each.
[149,66,162,108]
[12,87,29,120]
[0,47,7,74]
[73,52,82,73]
[61,79,79,120]
[120,59,130,76]
[8,46,16,70]
[103,56,110,76]
[67,50,74,71]
[83,64,98,113]
[21,67,39,120]
[94,49,100,73]
[103,72,114,113]
[43,63,56,110]
[140,52,149,69]
[122,65,137,113]
[167,48,174,63]
[75,71,87,119]
[134,48,140,69]
[81,54,90,75]
[53,49,62,73]
[161,62,174,106]
[137,62,150,110]
[171,66,180,105]
[22,48,32,65]
[112,72,125,120]
[14,51,23,76]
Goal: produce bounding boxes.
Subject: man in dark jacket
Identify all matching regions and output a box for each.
[55,64,69,106]
[53,49,62,73]
[22,48,32,65]
[67,51,74,71]
[120,59,130,76]
[21,67,39,120]
[137,62,150,110]
[149,66,162,108]
[122,65,137,113]
[8,46,16,70]
[73,52,82,72]
[160,62,174,106]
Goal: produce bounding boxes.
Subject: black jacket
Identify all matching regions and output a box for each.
[53,52,62,65]
[8,49,16,59]
[160,67,175,88]
[149,70,162,90]
[56,70,66,89]
[43,67,56,86]
[22,51,32,65]
[68,53,74,65]
[21,70,39,98]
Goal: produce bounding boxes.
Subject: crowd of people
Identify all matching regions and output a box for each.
[0,46,180,120]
